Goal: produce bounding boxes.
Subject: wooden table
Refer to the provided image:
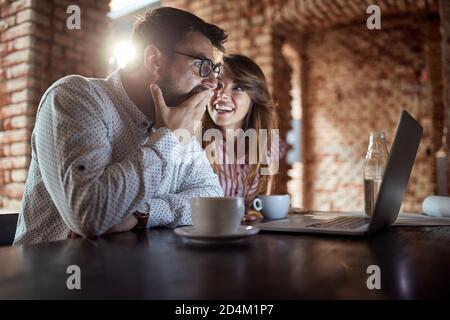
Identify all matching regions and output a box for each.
[1,225,450,299]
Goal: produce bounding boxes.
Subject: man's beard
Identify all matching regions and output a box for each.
[157,74,209,107]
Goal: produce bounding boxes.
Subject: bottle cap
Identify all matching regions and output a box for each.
[370,131,385,139]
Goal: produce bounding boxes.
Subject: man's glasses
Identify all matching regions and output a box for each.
[173,51,220,78]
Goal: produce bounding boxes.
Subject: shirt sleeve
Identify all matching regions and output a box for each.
[140,137,224,228]
[34,79,183,237]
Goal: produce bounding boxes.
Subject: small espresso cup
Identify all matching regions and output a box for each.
[191,197,245,235]
[253,194,290,220]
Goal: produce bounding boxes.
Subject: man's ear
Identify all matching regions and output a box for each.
[143,45,162,79]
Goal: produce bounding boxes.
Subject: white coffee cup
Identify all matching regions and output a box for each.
[191,197,245,235]
[253,194,290,220]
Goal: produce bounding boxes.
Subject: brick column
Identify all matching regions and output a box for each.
[271,33,290,195]
[424,16,444,195]
[0,0,110,210]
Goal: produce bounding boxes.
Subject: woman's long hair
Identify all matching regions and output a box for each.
[202,54,279,201]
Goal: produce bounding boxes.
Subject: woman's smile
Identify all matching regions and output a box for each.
[212,100,235,120]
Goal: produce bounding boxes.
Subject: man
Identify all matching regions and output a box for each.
[14,7,227,245]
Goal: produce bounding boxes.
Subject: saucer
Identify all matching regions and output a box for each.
[174,225,259,243]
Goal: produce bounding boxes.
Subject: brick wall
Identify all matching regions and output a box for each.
[164,0,445,212]
[301,17,437,212]
[439,0,450,195]
[0,0,110,210]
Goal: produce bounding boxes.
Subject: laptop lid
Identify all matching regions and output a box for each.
[368,110,423,234]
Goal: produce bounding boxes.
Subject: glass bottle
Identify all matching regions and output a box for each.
[364,132,389,217]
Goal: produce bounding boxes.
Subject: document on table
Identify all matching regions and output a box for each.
[289,209,450,227]
[394,212,450,226]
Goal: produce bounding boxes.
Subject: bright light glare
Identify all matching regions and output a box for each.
[114,41,135,68]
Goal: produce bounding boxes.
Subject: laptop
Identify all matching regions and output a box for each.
[256,110,423,236]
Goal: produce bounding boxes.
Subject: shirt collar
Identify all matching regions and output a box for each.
[106,68,152,131]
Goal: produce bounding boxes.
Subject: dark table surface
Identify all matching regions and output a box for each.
[1,222,450,299]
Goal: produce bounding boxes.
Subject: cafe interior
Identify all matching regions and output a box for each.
[0,0,450,301]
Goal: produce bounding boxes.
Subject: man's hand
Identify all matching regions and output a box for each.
[105,214,138,234]
[67,214,138,239]
[150,84,212,137]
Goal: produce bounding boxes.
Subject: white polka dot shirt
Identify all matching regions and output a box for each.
[13,69,223,245]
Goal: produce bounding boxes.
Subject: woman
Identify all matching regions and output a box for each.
[202,54,286,221]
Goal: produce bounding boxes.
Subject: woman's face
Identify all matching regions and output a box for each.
[207,73,252,130]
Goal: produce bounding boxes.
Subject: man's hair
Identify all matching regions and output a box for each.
[131,7,228,56]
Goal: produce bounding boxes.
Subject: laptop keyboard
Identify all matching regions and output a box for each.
[309,216,369,229]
